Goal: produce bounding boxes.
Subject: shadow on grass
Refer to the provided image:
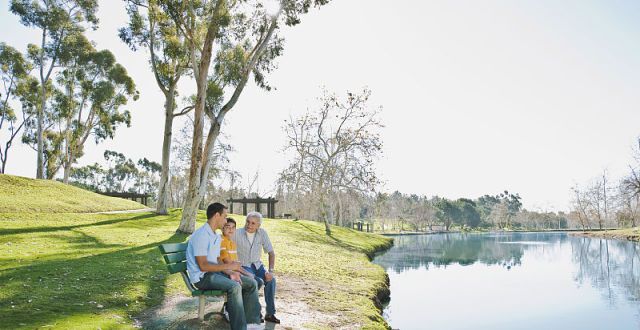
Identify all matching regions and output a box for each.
[290,221,371,254]
[0,229,188,329]
[0,212,157,236]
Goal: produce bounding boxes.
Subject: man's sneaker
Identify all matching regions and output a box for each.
[264,314,281,324]
[247,324,264,330]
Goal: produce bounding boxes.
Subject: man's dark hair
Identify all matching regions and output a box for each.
[206,203,227,220]
[225,218,236,226]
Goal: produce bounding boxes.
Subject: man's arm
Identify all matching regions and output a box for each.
[268,251,276,272]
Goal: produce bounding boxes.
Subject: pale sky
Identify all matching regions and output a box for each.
[2,0,640,212]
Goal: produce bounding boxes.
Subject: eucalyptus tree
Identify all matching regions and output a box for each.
[158,0,331,233]
[10,0,98,179]
[0,43,34,173]
[281,88,383,235]
[27,33,138,182]
[120,0,192,215]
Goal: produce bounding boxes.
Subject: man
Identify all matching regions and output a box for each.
[235,211,280,324]
[186,203,262,330]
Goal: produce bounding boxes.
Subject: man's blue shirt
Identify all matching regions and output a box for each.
[186,223,222,284]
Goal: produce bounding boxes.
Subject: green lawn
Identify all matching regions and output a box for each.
[0,174,145,213]
[0,179,392,329]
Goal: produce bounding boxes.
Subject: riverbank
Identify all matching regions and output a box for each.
[0,207,392,329]
[378,228,617,236]
[571,227,640,242]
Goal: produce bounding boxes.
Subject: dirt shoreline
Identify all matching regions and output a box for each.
[570,228,640,242]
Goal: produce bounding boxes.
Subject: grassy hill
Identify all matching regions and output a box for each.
[0,174,145,213]
[0,176,393,329]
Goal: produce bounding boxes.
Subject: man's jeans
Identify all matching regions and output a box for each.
[243,264,276,316]
[194,272,261,330]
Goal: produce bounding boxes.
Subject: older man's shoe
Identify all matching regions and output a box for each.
[264,314,281,324]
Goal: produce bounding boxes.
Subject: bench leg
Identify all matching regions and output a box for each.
[198,296,205,321]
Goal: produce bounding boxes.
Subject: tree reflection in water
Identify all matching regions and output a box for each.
[375,232,640,309]
[375,233,566,273]
[572,236,640,306]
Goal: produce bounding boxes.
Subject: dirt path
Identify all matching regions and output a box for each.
[135,274,342,330]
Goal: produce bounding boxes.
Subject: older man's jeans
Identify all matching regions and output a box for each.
[243,264,276,316]
[194,272,261,330]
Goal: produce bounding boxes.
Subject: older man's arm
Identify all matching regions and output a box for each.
[265,251,276,281]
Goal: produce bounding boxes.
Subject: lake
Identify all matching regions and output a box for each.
[373,232,640,330]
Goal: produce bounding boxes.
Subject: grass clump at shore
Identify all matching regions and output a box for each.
[0,180,393,329]
[578,227,640,241]
[0,174,145,213]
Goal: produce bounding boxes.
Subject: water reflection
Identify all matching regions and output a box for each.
[572,236,640,306]
[374,233,640,330]
[375,232,566,273]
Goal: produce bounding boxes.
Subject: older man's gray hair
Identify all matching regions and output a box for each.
[246,211,263,224]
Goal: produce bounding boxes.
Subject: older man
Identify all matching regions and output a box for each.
[235,211,280,324]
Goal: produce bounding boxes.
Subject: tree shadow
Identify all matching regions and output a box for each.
[0,212,157,236]
[290,221,370,254]
[0,230,188,328]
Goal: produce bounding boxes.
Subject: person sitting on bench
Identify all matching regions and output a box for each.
[186,203,262,329]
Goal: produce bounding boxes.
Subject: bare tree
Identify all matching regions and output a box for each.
[572,185,592,229]
[280,88,383,235]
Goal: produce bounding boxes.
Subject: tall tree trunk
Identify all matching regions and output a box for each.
[336,194,343,227]
[177,95,206,233]
[177,0,227,234]
[36,84,45,179]
[319,186,331,235]
[156,86,176,215]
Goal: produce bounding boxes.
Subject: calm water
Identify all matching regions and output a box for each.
[373,232,640,330]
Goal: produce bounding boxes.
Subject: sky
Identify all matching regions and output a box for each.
[2,0,640,212]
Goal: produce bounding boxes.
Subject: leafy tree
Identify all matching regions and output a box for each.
[120,0,192,215]
[43,34,138,182]
[70,152,161,198]
[0,42,33,173]
[10,0,98,178]
[133,157,162,197]
[158,0,332,234]
[103,150,138,192]
[456,198,481,228]
[435,198,460,231]
[69,162,104,191]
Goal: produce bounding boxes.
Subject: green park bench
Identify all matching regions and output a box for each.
[158,243,227,321]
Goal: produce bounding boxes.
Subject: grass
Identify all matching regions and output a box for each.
[0,174,145,213]
[0,179,393,329]
[578,227,640,241]
[252,218,392,329]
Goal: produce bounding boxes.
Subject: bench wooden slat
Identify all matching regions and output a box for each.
[159,243,188,254]
[163,251,187,264]
[167,261,187,274]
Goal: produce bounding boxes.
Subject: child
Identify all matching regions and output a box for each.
[219,218,253,278]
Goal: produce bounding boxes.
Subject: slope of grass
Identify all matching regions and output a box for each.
[0,181,393,329]
[0,174,144,213]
